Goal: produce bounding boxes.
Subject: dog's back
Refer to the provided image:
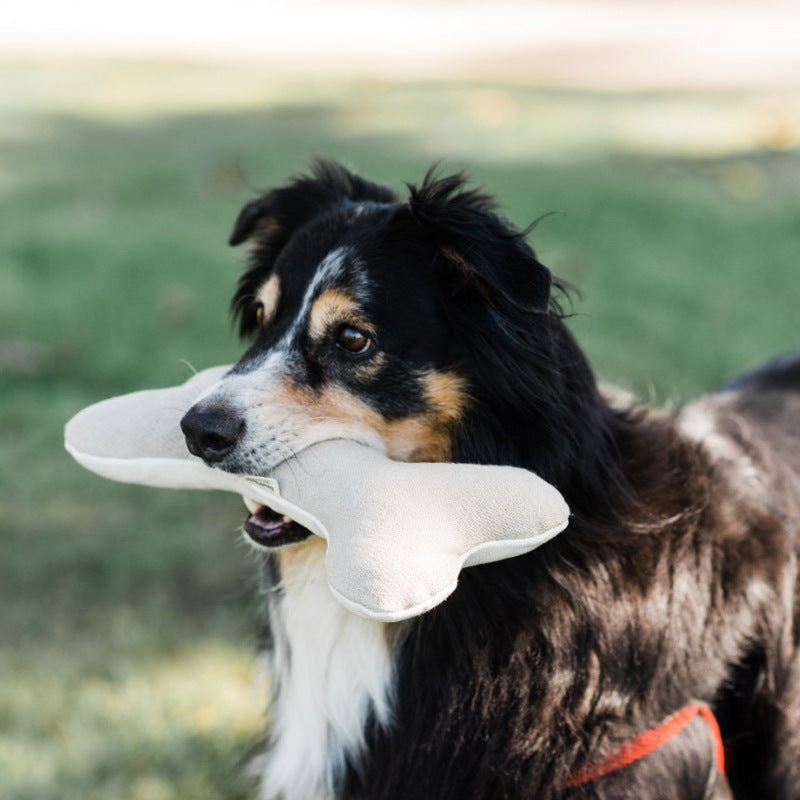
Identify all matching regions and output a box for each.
[682,351,800,510]
[679,353,800,798]
[717,352,800,475]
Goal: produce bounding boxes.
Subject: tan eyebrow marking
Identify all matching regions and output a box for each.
[255,274,281,326]
[308,288,370,340]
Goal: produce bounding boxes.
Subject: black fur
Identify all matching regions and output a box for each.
[228,162,800,799]
[407,167,553,313]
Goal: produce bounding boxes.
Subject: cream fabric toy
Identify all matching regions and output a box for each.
[65,367,570,622]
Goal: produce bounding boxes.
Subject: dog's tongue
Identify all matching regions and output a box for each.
[250,506,286,531]
[243,501,312,548]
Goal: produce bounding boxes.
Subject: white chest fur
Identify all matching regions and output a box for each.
[260,539,394,800]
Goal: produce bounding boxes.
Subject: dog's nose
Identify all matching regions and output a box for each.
[180,405,244,463]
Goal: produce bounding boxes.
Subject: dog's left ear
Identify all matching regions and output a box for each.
[407,171,552,314]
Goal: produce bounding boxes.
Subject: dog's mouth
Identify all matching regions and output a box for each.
[242,498,312,548]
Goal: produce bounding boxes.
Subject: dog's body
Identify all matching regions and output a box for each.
[181,162,800,799]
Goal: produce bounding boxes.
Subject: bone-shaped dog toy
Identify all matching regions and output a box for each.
[64,366,570,621]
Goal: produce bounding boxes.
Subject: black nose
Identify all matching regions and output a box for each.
[180,405,244,463]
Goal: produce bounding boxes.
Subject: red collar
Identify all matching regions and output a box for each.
[560,703,726,790]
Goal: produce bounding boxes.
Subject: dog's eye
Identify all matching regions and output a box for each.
[336,325,373,356]
[253,302,265,326]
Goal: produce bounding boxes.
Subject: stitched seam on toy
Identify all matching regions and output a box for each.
[242,475,280,495]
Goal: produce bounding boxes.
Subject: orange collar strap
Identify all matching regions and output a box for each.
[560,703,726,790]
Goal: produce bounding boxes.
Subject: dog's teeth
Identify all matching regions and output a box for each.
[281,515,291,524]
[243,497,261,514]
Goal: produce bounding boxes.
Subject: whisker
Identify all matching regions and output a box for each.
[177,358,198,376]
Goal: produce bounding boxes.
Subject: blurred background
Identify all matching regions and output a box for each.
[2,2,798,798]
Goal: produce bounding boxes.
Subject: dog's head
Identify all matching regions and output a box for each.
[181,161,555,493]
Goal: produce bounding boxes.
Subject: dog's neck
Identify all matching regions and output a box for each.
[454,383,634,514]
[449,316,644,520]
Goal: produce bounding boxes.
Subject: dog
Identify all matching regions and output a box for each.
[179,160,800,800]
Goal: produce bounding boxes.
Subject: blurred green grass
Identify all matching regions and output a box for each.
[1,58,798,800]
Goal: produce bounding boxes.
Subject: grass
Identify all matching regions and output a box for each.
[1,58,798,799]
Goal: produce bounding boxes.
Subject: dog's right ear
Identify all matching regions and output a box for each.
[229,160,395,337]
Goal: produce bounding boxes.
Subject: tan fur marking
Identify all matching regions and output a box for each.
[256,274,281,327]
[261,371,468,464]
[308,289,367,341]
[382,417,453,463]
[276,532,327,573]
[422,371,469,425]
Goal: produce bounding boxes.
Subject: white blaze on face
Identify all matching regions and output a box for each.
[288,246,355,337]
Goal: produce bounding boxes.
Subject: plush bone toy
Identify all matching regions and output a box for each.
[64,367,570,622]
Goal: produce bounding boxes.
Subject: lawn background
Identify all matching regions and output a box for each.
[1,58,798,800]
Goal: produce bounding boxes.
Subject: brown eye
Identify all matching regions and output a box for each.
[336,325,373,355]
[253,302,265,325]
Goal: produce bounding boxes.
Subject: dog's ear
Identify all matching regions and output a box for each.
[228,195,278,247]
[229,159,395,246]
[406,170,552,314]
[230,160,395,336]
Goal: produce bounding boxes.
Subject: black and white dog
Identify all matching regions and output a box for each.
[180,161,800,800]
